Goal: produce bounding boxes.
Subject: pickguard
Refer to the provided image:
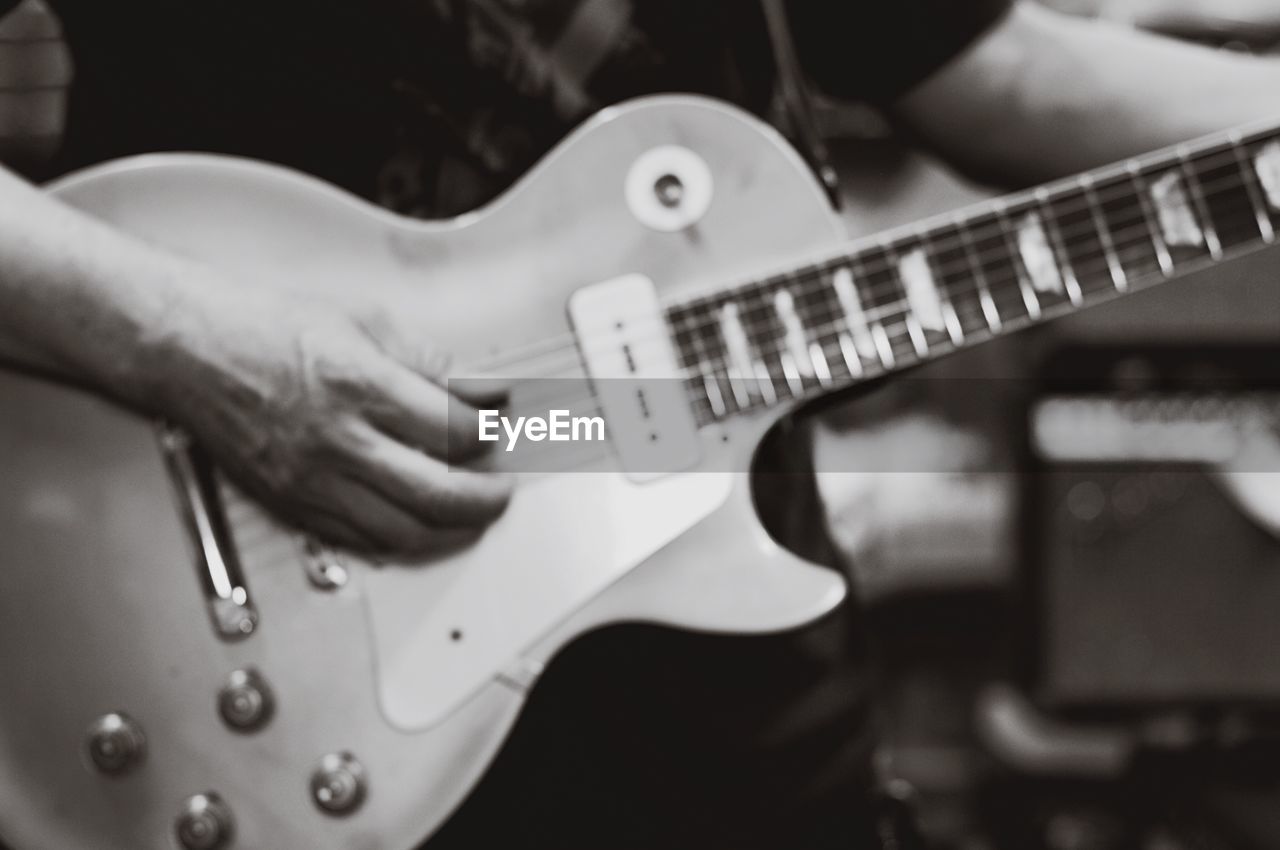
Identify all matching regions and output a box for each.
[364,464,732,730]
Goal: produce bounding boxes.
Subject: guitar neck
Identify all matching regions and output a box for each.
[665,119,1280,424]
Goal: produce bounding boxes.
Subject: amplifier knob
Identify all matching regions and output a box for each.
[175,793,234,850]
[217,668,274,731]
[85,712,146,774]
[310,751,368,815]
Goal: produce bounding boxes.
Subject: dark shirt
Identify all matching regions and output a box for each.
[0,2,1010,847]
[10,0,1009,215]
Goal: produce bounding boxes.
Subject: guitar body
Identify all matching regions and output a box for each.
[0,96,848,849]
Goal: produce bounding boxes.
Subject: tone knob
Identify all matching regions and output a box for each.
[175,793,234,850]
[85,712,146,774]
[310,752,368,815]
[217,668,274,731]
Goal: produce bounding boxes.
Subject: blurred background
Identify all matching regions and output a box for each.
[6,2,1280,848]
[801,5,1280,850]
[0,1,67,176]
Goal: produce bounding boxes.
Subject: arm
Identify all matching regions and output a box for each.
[0,164,509,552]
[894,2,1280,185]
[0,165,188,382]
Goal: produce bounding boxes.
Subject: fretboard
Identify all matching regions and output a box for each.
[665,120,1280,424]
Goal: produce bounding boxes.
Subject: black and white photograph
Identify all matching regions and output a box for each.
[2,1,1280,847]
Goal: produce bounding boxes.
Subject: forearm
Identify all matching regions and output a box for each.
[895,2,1280,186]
[0,164,190,402]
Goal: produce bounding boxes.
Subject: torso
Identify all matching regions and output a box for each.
[46,0,773,216]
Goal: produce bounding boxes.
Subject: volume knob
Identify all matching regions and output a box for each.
[217,668,274,731]
[85,712,146,775]
[175,793,234,850]
[310,752,368,815]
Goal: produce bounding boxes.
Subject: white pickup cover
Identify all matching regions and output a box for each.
[568,274,702,481]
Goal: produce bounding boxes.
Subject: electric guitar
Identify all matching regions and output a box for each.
[1,95,1278,849]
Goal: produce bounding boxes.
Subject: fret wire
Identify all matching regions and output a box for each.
[665,145,1274,389]
[355,133,1274,417]
[1033,188,1085,306]
[1229,131,1276,244]
[671,302,737,419]
[662,200,1209,373]
[1102,167,1168,281]
[992,201,1044,320]
[735,300,788,404]
[685,211,1220,390]
[755,288,797,401]
[1176,145,1224,259]
[824,264,873,379]
[770,273,810,390]
[793,268,857,383]
[680,209,1266,397]
[951,215,1003,332]
[682,217,1252,408]
[844,247,895,368]
[937,217,997,326]
[725,306,767,415]
[660,127,1277,321]
[1125,163,1175,277]
[950,163,1234,282]
[915,226,967,345]
[660,149,1259,337]
[1186,145,1267,252]
[867,239,922,361]
[706,195,1146,345]
[1077,174,1128,291]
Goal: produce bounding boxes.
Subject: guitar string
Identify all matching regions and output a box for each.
[467,136,1278,373]
[216,137,1280,526]
[472,166,1274,393]
[471,181,1276,453]
[480,233,1255,472]
[597,160,1272,359]
[478,209,1276,450]
[392,205,1274,476]
[460,207,1272,455]
[470,154,1277,380]
[284,149,1276,473]
[637,132,1280,323]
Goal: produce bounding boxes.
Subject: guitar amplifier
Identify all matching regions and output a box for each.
[1024,345,1280,714]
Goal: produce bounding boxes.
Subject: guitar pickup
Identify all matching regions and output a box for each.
[568,274,702,481]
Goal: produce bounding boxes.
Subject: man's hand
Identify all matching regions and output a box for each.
[0,165,509,557]
[142,273,511,555]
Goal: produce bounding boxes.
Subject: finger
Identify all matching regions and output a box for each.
[347,422,513,528]
[369,359,492,461]
[447,375,512,407]
[299,471,482,556]
[357,316,506,459]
